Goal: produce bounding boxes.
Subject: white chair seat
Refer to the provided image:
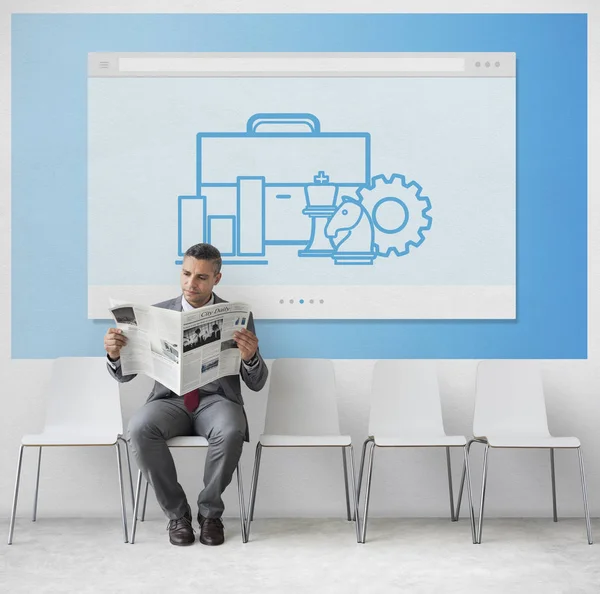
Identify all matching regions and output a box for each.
[374,434,467,447]
[9,357,132,546]
[247,359,359,542]
[22,430,121,446]
[259,434,352,447]
[358,360,477,544]
[466,360,593,545]
[479,435,580,449]
[166,436,209,447]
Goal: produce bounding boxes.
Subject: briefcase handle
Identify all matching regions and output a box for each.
[246,113,321,134]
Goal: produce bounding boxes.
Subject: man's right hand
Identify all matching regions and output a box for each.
[104,328,127,361]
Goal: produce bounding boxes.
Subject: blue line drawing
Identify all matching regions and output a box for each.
[178,196,206,257]
[247,113,321,133]
[236,176,266,257]
[176,112,432,266]
[325,196,377,265]
[357,174,433,257]
[265,240,307,246]
[207,215,236,256]
[297,171,337,258]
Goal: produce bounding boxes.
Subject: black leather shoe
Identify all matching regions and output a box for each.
[198,513,225,546]
[167,511,195,546]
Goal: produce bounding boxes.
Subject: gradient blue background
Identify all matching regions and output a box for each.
[11,13,587,359]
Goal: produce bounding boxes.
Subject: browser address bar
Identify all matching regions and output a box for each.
[118,57,466,73]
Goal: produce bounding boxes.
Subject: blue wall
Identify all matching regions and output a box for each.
[11,13,587,359]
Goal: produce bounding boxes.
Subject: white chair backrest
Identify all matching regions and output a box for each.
[473,360,550,438]
[263,359,341,436]
[369,360,445,436]
[43,357,124,435]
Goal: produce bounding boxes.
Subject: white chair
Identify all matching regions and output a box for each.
[455,360,593,544]
[130,436,248,543]
[357,360,476,543]
[8,357,133,544]
[246,359,359,541]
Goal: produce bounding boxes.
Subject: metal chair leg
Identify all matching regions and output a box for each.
[342,447,352,521]
[119,436,134,511]
[463,445,477,544]
[247,443,262,536]
[456,463,465,520]
[359,440,376,544]
[236,464,248,543]
[455,438,475,521]
[115,443,128,543]
[446,447,456,522]
[477,444,490,544]
[550,448,558,522]
[577,447,593,545]
[356,438,372,506]
[130,470,143,544]
[33,447,42,522]
[8,445,25,545]
[347,445,361,542]
[141,480,149,521]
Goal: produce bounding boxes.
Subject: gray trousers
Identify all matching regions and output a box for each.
[127,394,246,520]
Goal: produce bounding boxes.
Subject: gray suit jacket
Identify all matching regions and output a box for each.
[107,293,268,440]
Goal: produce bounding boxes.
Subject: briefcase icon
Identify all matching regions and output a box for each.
[177,113,371,262]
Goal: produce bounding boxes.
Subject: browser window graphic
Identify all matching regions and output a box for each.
[88,52,515,319]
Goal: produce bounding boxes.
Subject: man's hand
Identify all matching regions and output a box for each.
[233,328,259,362]
[104,328,127,361]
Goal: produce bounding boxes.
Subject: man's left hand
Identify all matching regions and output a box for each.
[233,328,259,362]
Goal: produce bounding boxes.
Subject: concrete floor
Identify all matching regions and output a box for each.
[2,517,600,593]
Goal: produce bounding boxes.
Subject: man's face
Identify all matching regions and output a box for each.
[180,256,221,308]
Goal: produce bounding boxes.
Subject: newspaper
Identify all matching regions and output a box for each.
[109,300,251,396]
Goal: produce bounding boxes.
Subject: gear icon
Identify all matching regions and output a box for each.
[357,174,432,257]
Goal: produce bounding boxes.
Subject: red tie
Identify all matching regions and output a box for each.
[183,388,200,412]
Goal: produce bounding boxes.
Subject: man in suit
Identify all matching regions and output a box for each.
[104,243,268,546]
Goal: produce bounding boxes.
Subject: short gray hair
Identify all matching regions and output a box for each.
[184,243,222,274]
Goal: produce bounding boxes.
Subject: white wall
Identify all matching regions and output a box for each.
[3,359,600,520]
[2,0,599,522]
